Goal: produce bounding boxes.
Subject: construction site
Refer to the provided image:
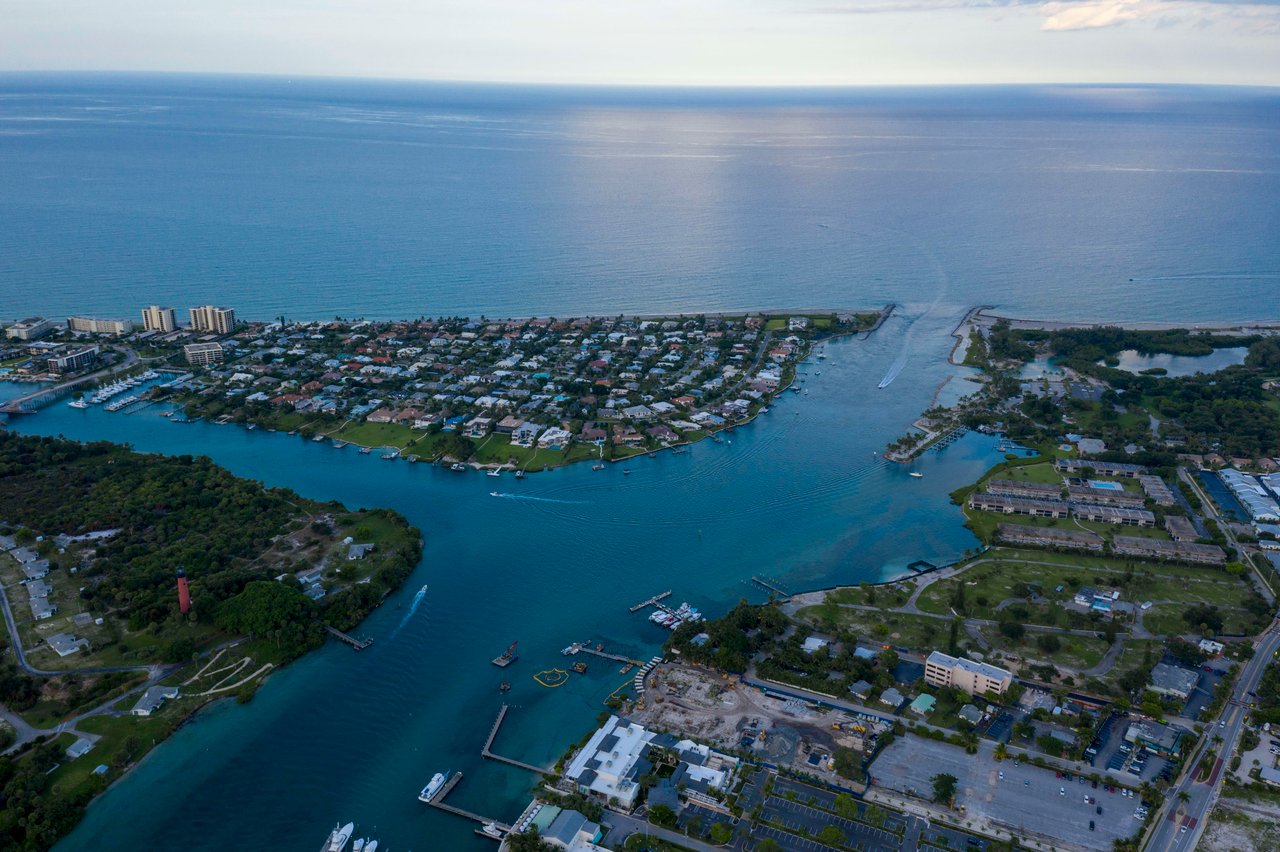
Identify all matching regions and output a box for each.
[628,662,888,785]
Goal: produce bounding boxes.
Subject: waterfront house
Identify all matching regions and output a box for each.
[131,686,180,716]
[347,543,375,560]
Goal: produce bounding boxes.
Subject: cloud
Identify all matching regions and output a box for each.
[1039,0,1280,29]
[809,0,1280,31]
[1039,0,1171,28]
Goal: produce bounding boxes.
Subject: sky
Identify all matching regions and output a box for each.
[0,0,1277,86]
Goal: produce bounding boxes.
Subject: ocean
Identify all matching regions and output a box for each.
[0,74,1277,851]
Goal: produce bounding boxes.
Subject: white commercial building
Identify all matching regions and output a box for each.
[564,715,655,810]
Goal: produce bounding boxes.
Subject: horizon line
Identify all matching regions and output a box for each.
[1,68,1279,92]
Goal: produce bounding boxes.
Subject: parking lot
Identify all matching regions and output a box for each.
[869,736,1141,850]
[749,822,840,852]
[760,796,900,852]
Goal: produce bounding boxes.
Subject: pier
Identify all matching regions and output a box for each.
[481,705,552,774]
[323,625,374,651]
[426,771,513,834]
[629,590,672,612]
[749,576,791,600]
[570,644,644,666]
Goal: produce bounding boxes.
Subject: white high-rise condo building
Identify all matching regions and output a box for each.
[188,305,236,335]
[141,305,177,333]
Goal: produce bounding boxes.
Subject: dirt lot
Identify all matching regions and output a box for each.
[1202,792,1280,852]
[631,663,884,785]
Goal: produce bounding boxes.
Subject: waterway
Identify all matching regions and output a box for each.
[9,309,1001,851]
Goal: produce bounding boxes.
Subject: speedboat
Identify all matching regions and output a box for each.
[909,472,924,478]
[490,491,501,497]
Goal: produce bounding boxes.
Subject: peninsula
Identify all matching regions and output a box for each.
[0,431,421,850]
[2,308,889,472]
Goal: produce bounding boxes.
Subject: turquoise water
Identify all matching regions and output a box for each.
[13,314,1000,851]
[1108,347,1249,376]
[1,75,1276,851]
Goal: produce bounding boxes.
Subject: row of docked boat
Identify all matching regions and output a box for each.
[320,822,379,852]
[68,370,161,409]
[648,601,704,630]
[104,394,140,412]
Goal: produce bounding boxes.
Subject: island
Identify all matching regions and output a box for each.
[0,431,421,850]
[3,308,890,471]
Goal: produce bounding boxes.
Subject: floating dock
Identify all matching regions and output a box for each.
[481,705,552,774]
[323,625,374,651]
[631,655,664,696]
[629,590,672,613]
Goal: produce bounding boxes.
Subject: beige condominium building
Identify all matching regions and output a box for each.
[188,305,236,335]
[67,316,133,336]
[925,650,1013,696]
[141,305,177,333]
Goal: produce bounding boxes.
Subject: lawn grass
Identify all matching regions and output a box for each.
[796,604,947,652]
[916,554,1256,625]
[333,420,421,449]
[978,626,1111,671]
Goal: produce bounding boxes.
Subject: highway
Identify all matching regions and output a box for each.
[1144,620,1280,851]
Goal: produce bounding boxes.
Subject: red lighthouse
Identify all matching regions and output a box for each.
[177,569,191,614]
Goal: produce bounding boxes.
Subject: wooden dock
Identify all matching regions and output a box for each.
[749,576,791,600]
[629,590,672,612]
[427,771,513,833]
[481,705,552,775]
[323,625,374,651]
[576,645,644,666]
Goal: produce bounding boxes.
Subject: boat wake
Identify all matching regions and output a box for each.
[489,492,585,505]
[1128,272,1280,282]
[876,240,950,390]
[390,585,428,638]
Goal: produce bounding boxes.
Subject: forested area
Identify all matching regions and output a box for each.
[977,327,1280,458]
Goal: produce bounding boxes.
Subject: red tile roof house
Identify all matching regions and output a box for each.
[611,425,645,446]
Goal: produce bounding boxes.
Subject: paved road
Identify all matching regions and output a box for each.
[1144,620,1280,851]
